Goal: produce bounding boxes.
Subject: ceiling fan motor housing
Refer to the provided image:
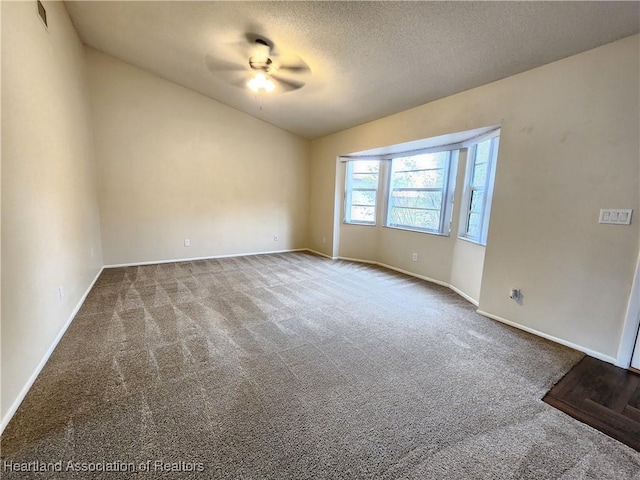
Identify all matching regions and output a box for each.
[207,34,309,92]
[249,56,273,72]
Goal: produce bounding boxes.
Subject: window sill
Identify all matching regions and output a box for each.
[343,221,377,227]
[384,225,450,237]
[457,235,486,247]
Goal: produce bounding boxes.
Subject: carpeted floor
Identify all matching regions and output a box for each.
[2,252,639,479]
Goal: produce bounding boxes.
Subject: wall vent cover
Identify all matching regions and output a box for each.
[37,0,47,29]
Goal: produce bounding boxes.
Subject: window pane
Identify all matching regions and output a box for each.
[352,190,376,206]
[471,162,487,187]
[352,172,379,188]
[475,139,491,164]
[459,134,499,244]
[351,206,376,223]
[389,207,440,231]
[392,169,445,189]
[346,160,380,225]
[470,189,484,213]
[467,213,482,239]
[387,151,451,234]
[351,161,380,174]
[394,151,448,172]
[390,190,442,209]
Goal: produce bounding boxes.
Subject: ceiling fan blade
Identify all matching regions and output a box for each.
[230,78,250,88]
[270,74,305,92]
[277,62,311,74]
[205,55,246,74]
[244,32,275,55]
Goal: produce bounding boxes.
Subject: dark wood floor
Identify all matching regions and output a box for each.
[543,356,640,452]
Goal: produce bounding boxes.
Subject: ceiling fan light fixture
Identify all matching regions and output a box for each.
[248,72,275,93]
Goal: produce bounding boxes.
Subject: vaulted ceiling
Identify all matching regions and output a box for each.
[65,1,640,139]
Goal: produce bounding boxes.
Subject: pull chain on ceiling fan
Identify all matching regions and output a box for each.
[247,39,276,95]
[205,34,311,102]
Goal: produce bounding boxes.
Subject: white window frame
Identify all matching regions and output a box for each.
[459,131,500,245]
[385,148,458,235]
[344,160,381,226]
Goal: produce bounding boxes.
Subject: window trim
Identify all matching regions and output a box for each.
[339,127,501,238]
[384,149,458,236]
[343,160,381,226]
[459,130,500,245]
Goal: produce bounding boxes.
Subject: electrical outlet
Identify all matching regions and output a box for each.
[58,286,64,302]
[184,239,190,247]
[273,234,279,242]
[412,253,418,262]
[322,237,326,244]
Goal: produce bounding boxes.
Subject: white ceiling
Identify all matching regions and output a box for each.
[65,1,640,140]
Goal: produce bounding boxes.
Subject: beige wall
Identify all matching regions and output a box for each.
[309,35,640,360]
[479,35,639,359]
[335,145,486,301]
[1,3,637,431]
[86,49,309,266]
[450,150,486,304]
[309,141,342,258]
[450,239,485,304]
[1,2,103,423]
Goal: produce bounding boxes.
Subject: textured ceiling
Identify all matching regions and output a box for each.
[65,1,640,139]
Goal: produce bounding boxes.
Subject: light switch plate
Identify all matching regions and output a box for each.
[599,209,632,225]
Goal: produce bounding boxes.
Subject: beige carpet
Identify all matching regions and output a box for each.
[2,251,639,479]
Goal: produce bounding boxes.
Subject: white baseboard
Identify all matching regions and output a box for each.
[476,310,617,365]
[305,249,337,260]
[3,249,618,436]
[0,266,104,435]
[339,255,378,265]
[376,262,450,288]
[104,248,308,268]
[449,285,480,306]
[332,254,616,365]
[337,255,470,297]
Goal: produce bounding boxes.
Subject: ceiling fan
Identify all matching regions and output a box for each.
[205,33,311,94]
